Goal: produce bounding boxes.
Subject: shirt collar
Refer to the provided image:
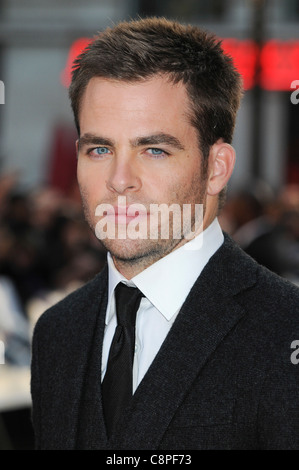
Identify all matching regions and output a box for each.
[106,218,223,324]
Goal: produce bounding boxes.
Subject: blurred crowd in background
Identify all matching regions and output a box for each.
[0,172,106,368]
[219,181,299,284]
[0,170,298,369]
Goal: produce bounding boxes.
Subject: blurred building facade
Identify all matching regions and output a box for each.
[0,0,298,193]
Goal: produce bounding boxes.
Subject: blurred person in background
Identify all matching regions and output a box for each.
[220,183,299,284]
[31,18,299,450]
[0,275,31,366]
[0,172,106,334]
[0,173,31,365]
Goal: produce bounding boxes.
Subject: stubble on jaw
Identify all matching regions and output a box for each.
[78,170,208,278]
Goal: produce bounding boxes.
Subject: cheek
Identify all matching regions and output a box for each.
[77,160,86,191]
[169,164,204,203]
[77,164,105,201]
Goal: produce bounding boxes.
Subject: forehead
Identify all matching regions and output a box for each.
[82,74,189,102]
[79,75,193,133]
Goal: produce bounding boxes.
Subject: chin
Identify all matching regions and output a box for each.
[99,236,181,264]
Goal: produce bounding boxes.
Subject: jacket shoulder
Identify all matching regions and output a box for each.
[217,234,299,318]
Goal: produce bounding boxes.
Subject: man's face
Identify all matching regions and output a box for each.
[77,75,211,274]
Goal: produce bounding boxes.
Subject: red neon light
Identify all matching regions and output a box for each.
[260,40,299,90]
[221,39,258,90]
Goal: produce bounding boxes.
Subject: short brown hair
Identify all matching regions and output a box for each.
[69,17,242,184]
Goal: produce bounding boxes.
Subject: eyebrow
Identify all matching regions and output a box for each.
[78,134,114,150]
[131,133,185,151]
[78,132,185,151]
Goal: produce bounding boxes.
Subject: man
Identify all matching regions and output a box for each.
[31,17,299,450]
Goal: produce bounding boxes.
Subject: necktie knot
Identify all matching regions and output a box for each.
[114,282,144,327]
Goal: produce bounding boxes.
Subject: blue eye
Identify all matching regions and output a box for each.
[87,146,112,160]
[147,148,169,158]
[95,147,110,154]
[149,148,163,155]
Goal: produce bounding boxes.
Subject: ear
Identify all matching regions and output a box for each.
[75,139,79,159]
[206,140,235,196]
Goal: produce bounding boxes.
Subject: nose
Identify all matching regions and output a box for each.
[106,156,142,195]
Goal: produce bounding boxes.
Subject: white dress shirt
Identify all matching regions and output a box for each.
[101,217,224,393]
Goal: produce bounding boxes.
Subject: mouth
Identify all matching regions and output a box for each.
[105,204,148,224]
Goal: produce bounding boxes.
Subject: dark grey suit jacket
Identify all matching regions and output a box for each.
[31,235,299,449]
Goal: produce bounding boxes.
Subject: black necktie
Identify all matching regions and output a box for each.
[102,282,143,438]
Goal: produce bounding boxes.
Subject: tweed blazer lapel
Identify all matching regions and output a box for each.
[108,236,258,449]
